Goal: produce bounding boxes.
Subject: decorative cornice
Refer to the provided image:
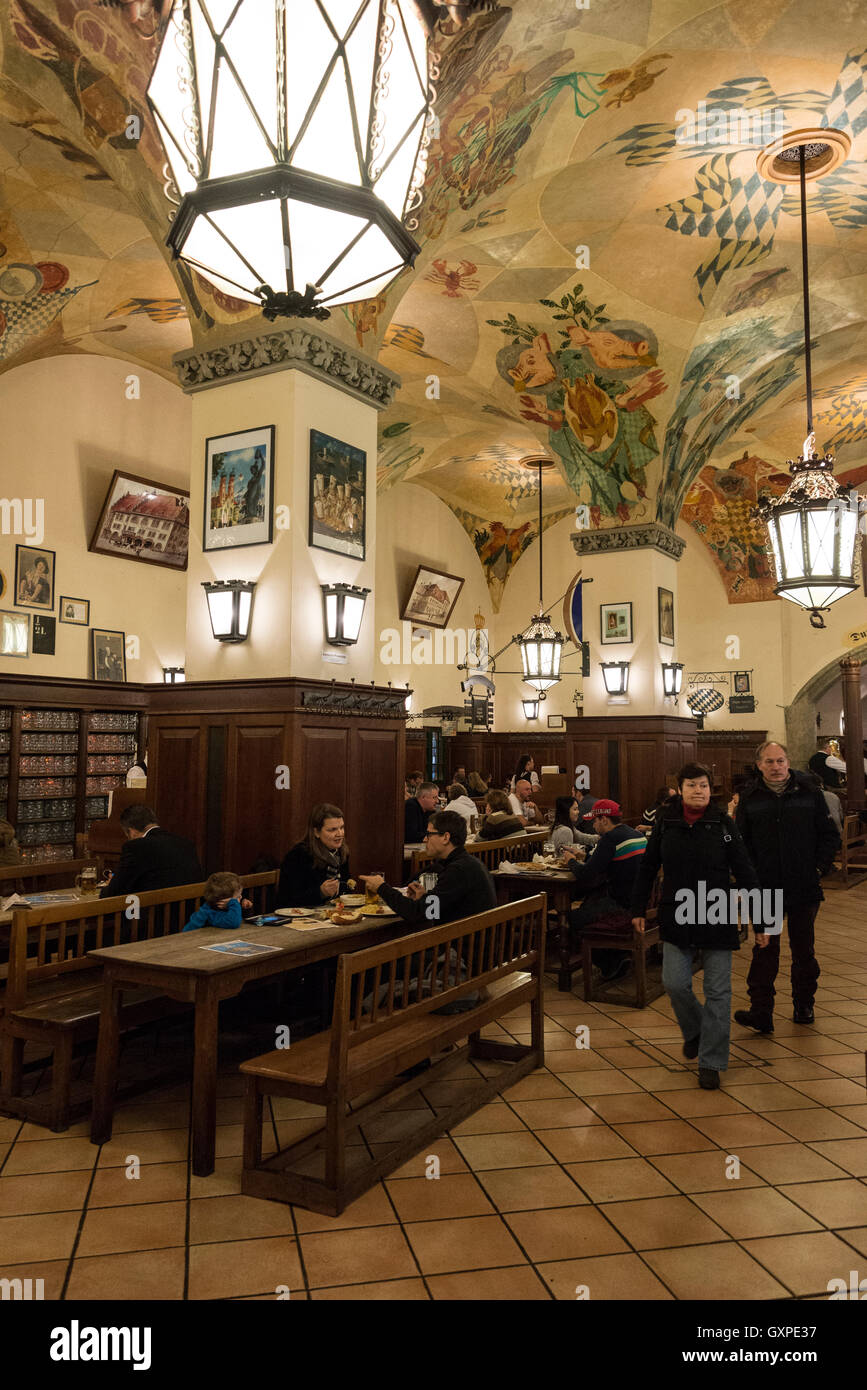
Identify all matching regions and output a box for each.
[173,326,400,410]
[571,522,686,559]
[298,686,408,718]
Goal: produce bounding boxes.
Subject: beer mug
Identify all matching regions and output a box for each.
[421,872,437,893]
[75,866,98,897]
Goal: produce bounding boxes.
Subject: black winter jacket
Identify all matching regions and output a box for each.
[379,846,496,927]
[734,771,840,908]
[631,800,761,949]
[276,842,352,908]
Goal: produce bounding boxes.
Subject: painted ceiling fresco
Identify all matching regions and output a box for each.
[2,1,867,609]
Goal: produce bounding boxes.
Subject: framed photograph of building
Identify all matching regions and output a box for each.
[0,608,29,657]
[89,471,190,570]
[401,565,465,629]
[600,602,632,645]
[309,429,366,560]
[59,597,90,625]
[203,425,274,551]
[14,545,55,610]
[658,587,675,646]
[91,628,126,682]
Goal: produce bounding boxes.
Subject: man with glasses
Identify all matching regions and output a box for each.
[362,810,495,927]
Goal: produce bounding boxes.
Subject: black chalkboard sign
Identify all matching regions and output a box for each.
[32,613,56,655]
[729,694,756,714]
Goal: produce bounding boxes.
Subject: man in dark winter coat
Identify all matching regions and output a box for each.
[734,741,840,1032]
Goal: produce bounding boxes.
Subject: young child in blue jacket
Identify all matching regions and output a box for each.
[183,871,253,931]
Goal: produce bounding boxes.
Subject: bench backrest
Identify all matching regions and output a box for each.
[327,894,546,1085]
[3,870,279,1009]
[0,858,100,896]
[410,829,547,879]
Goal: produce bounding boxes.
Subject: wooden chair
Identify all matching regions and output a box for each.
[580,910,660,1009]
[825,814,867,890]
[240,895,547,1216]
[410,829,547,880]
[0,858,100,898]
[0,870,278,1130]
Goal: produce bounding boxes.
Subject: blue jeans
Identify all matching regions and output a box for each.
[662,943,732,1073]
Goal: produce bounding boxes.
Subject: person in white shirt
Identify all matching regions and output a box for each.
[509,754,540,792]
[443,782,478,822]
[550,795,599,851]
[508,778,541,825]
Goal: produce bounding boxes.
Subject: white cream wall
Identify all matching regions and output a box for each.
[0,355,189,681]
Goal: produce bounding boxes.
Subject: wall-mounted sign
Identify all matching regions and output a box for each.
[729,695,756,714]
[844,627,867,648]
[32,613,56,655]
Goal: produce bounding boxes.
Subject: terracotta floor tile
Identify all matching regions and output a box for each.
[501,1073,575,1101]
[0,1259,67,1299]
[312,1277,430,1300]
[566,1157,678,1203]
[386,1172,494,1222]
[780,1035,857,1056]
[647,1150,765,1193]
[0,1168,91,1217]
[535,1126,638,1164]
[611,1119,716,1156]
[89,1161,188,1207]
[67,1247,186,1300]
[817,1055,866,1077]
[0,1119,23,1143]
[505,1205,629,1262]
[768,1109,866,1141]
[403,1213,525,1274]
[188,1235,304,1299]
[3,1137,98,1176]
[189,1193,296,1244]
[622,1067,699,1092]
[597,1046,662,1068]
[834,1105,867,1130]
[777,1178,867,1228]
[585,1093,677,1125]
[17,1119,92,1142]
[657,1088,750,1118]
[599,1195,726,1250]
[558,1070,644,1097]
[98,1127,189,1168]
[691,1187,821,1238]
[740,1231,862,1297]
[110,1102,190,1133]
[382,1136,469,1180]
[448,1102,528,1136]
[422,1079,489,1108]
[427,1264,551,1300]
[268,1096,324,1120]
[788,1078,867,1106]
[476,1164,587,1212]
[807,1139,867,1177]
[507,1097,603,1130]
[290,1183,397,1232]
[188,1157,243,1199]
[538,1252,673,1300]
[77,1200,187,1256]
[759,1058,839,1083]
[685,1113,791,1148]
[300,1224,417,1288]
[738,1143,849,1184]
[452,1131,556,1171]
[642,1242,789,1300]
[0,1209,79,1263]
[837,1226,867,1258]
[724,1081,819,1112]
[545,1050,618,1073]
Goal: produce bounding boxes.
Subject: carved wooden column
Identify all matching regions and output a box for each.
[840,656,865,811]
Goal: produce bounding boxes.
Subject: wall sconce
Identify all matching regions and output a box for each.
[163,667,186,684]
[321,583,370,646]
[600,661,630,696]
[202,580,256,643]
[662,662,684,698]
[522,697,540,720]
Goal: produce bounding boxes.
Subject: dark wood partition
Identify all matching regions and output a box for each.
[696,730,767,792]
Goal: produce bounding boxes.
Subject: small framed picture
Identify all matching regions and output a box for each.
[733,671,751,694]
[309,428,366,560]
[204,425,275,551]
[0,608,29,657]
[91,628,127,682]
[600,602,633,645]
[14,544,55,610]
[59,596,90,625]
[90,470,190,570]
[547,714,565,729]
[402,565,465,629]
[657,587,674,646]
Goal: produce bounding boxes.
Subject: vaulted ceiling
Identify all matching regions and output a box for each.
[2,0,866,610]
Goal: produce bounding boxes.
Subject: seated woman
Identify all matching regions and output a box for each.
[479,789,525,840]
[276,803,353,907]
[550,795,600,852]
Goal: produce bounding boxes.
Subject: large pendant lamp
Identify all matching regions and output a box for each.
[755,131,865,628]
[513,455,564,698]
[146,0,441,319]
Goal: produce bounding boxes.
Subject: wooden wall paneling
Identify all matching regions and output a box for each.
[621,737,659,820]
[220,717,290,874]
[290,723,351,852]
[568,735,607,801]
[147,720,208,864]
[351,726,404,885]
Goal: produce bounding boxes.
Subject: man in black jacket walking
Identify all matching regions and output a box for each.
[734,741,840,1032]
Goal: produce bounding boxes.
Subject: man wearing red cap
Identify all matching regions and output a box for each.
[561,800,647,982]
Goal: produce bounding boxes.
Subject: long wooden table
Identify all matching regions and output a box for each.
[89,911,405,1176]
[492,868,580,991]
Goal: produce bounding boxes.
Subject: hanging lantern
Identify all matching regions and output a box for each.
[515,612,564,694]
[147,0,439,318]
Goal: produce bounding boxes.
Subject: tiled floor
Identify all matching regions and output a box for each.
[1,888,865,1300]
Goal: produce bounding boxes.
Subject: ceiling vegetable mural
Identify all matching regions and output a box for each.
[1,0,866,610]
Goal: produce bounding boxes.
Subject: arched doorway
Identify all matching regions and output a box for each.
[785,643,867,769]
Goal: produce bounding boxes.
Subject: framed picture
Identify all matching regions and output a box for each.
[32,614,56,655]
[0,569,6,600]
[309,428,366,560]
[600,602,633,645]
[91,628,126,683]
[657,587,675,646]
[89,470,189,570]
[14,544,55,610]
[59,596,90,625]
[733,671,751,694]
[402,565,465,629]
[204,425,274,551]
[547,714,565,730]
[0,608,29,657]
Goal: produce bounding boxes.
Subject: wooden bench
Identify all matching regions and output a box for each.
[826,814,867,890]
[240,895,547,1216]
[410,829,548,879]
[0,871,278,1130]
[0,857,101,898]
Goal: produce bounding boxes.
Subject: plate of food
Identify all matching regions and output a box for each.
[275,907,318,919]
[361,902,396,916]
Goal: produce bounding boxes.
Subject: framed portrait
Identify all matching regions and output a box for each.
[733,671,751,694]
[309,428,366,560]
[547,714,565,730]
[204,425,274,551]
[59,596,90,625]
[402,565,465,629]
[657,587,675,646]
[600,602,632,645]
[14,544,55,610]
[89,470,189,571]
[0,608,29,657]
[91,628,126,683]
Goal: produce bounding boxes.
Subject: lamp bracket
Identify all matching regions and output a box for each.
[258,283,330,322]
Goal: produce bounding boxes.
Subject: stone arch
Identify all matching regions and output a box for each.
[784,643,867,770]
